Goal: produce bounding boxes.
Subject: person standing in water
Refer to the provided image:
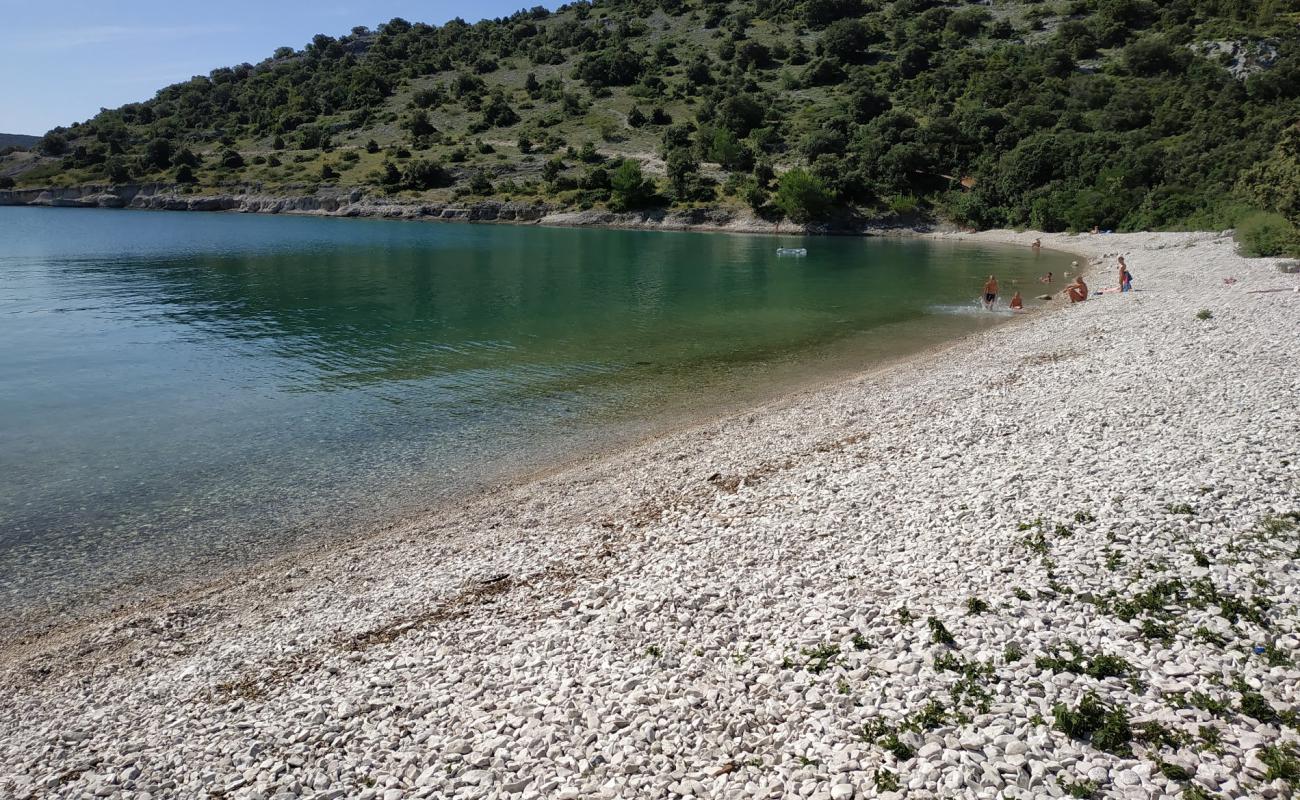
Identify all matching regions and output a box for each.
[983,275,999,309]
[1031,238,1042,250]
[1010,291,1024,310]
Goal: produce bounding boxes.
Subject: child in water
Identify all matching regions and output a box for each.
[1010,291,1024,310]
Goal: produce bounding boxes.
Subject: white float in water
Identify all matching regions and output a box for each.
[776,247,807,256]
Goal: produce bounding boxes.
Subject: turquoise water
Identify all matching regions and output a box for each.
[0,207,1068,619]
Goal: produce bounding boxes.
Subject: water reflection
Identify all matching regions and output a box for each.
[0,207,1068,622]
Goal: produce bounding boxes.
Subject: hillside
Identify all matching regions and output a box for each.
[3,0,1300,245]
[0,133,39,150]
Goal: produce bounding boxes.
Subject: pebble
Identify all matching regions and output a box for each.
[1,232,1297,800]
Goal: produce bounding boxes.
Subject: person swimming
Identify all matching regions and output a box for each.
[1040,271,1053,284]
[983,275,999,309]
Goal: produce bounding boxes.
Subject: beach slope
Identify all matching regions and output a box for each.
[1,231,1298,800]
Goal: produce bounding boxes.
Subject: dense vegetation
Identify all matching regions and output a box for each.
[3,0,1300,245]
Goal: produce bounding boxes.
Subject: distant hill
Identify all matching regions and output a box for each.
[0,133,39,149]
[2,0,1299,244]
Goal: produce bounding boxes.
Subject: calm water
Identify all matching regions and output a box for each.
[0,207,1067,620]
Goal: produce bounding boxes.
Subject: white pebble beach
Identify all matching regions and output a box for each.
[1,229,1298,800]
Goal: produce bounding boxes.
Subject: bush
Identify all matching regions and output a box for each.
[1235,212,1300,257]
[0,175,14,189]
[37,133,68,157]
[402,159,452,190]
[774,168,833,223]
[609,159,657,211]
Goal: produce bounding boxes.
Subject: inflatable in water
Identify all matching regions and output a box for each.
[776,247,807,256]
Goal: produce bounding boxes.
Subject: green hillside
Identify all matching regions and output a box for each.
[0,133,40,150]
[3,0,1300,244]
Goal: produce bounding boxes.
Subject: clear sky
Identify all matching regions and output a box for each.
[0,1,556,135]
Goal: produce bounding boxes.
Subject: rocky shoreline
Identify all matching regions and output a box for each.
[1,230,1298,800]
[0,184,920,236]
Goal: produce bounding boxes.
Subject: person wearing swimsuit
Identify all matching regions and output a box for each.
[1119,256,1132,292]
[983,275,999,309]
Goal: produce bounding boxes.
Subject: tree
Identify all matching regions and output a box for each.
[609,159,656,211]
[405,110,436,138]
[542,156,566,186]
[774,168,832,222]
[175,164,197,183]
[172,148,200,168]
[666,148,700,201]
[220,149,244,169]
[628,105,648,128]
[469,170,494,194]
[580,165,611,191]
[804,0,863,28]
[820,19,878,65]
[320,164,339,181]
[144,138,173,170]
[706,127,752,171]
[37,133,68,156]
[0,175,15,189]
[482,92,520,127]
[365,139,380,154]
[402,159,451,190]
[525,72,541,97]
[715,93,765,137]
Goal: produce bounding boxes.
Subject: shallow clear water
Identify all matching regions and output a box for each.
[0,207,1069,620]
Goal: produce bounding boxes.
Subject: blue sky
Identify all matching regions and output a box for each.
[0,1,556,135]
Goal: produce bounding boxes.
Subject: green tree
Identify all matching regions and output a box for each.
[105,157,132,183]
[482,92,520,127]
[144,138,173,170]
[609,159,656,211]
[666,148,700,200]
[469,170,494,194]
[175,164,197,184]
[402,158,451,190]
[405,110,436,138]
[774,168,832,222]
[37,133,68,157]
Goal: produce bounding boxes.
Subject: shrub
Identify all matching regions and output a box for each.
[1052,691,1133,756]
[1235,212,1300,257]
[609,159,657,211]
[774,168,832,223]
[401,159,452,190]
[0,175,15,189]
